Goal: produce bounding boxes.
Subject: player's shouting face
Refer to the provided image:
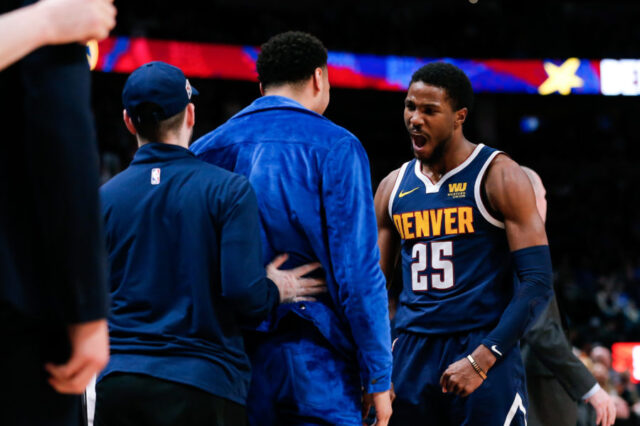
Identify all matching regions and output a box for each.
[404,81,467,164]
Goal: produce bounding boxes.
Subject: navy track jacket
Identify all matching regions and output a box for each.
[191,96,393,393]
[99,143,279,404]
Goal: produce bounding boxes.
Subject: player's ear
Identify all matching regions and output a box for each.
[123,109,137,135]
[454,107,468,128]
[185,103,195,128]
[259,82,265,96]
[313,67,323,93]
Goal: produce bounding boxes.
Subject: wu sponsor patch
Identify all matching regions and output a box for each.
[151,168,161,185]
[447,182,467,199]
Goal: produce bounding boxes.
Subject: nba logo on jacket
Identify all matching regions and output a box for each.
[151,168,161,185]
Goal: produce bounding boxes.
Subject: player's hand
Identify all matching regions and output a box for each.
[45,319,109,394]
[440,356,484,397]
[38,0,117,44]
[586,388,616,426]
[362,389,392,426]
[267,253,326,304]
[440,344,496,397]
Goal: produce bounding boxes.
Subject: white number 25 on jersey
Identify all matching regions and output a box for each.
[411,241,454,291]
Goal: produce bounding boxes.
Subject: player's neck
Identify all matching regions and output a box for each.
[137,132,190,150]
[420,138,476,183]
[263,85,320,114]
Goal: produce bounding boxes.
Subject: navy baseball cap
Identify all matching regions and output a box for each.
[122,61,198,124]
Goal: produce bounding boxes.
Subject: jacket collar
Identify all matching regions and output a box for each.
[130,142,195,165]
[231,95,328,121]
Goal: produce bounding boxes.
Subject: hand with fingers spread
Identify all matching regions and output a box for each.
[586,388,616,426]
[45,319,109,394]
[266,253,327,303]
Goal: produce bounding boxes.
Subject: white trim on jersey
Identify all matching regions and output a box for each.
[503,392,527,426]
[388,161,411,220]
[474,150,505,229]
[412,144,484,194]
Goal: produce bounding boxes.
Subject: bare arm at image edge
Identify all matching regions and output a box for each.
[0,0,116,71]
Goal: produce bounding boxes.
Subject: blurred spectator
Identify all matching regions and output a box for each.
[592,346,613,371]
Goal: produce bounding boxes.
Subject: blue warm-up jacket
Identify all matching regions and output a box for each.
[191,96,392,393]
[99,143,279,404]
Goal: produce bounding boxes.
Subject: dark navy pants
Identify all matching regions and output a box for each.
[391,329,528,426]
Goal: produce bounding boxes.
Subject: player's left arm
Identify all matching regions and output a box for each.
[322,136,393,396]
[440,154,553,396]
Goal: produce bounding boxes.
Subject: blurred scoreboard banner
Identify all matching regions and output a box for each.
[600,59,640,95]
[612,343,640,383]
[93,37,639,96]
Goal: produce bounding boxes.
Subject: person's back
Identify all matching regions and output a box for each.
[194,97,371,344]
[196,96,348,263]
[191,32,393,426]
[101,144,266,401]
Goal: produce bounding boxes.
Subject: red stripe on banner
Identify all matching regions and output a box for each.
[98,38,258,81]
[483,60,548,86]
[328,65,404,91]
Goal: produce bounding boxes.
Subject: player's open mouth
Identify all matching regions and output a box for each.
[411,134,427,148]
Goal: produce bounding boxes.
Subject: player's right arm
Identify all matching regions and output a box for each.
[374,169,401,285]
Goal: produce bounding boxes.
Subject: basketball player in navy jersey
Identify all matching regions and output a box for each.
[375,62,553,425]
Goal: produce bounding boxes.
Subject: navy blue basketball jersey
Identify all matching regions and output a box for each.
[390,144,512,335]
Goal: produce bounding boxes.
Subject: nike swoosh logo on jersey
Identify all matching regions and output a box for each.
[398,187,420,198]
[491,345,503,357]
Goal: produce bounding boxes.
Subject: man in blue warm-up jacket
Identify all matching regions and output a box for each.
[191,32,393,426]
[94,61,326,426]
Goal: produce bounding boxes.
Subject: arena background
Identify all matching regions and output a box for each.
[91,0,640,415]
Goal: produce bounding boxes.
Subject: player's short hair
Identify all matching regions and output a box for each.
[410,62,474,112]
[256,31,328,89]
[133,105,186,142]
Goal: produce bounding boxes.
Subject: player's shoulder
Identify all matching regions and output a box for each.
[380,167,403,191]
[192,161,254,205]
[194,158,247,186]
[100,167,133,196]
[190,126,225,155]
[485,153,528,186]
[484,152,534,208]
[285,110,360,150]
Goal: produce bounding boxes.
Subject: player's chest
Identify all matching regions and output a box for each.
[392,172,479,238]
